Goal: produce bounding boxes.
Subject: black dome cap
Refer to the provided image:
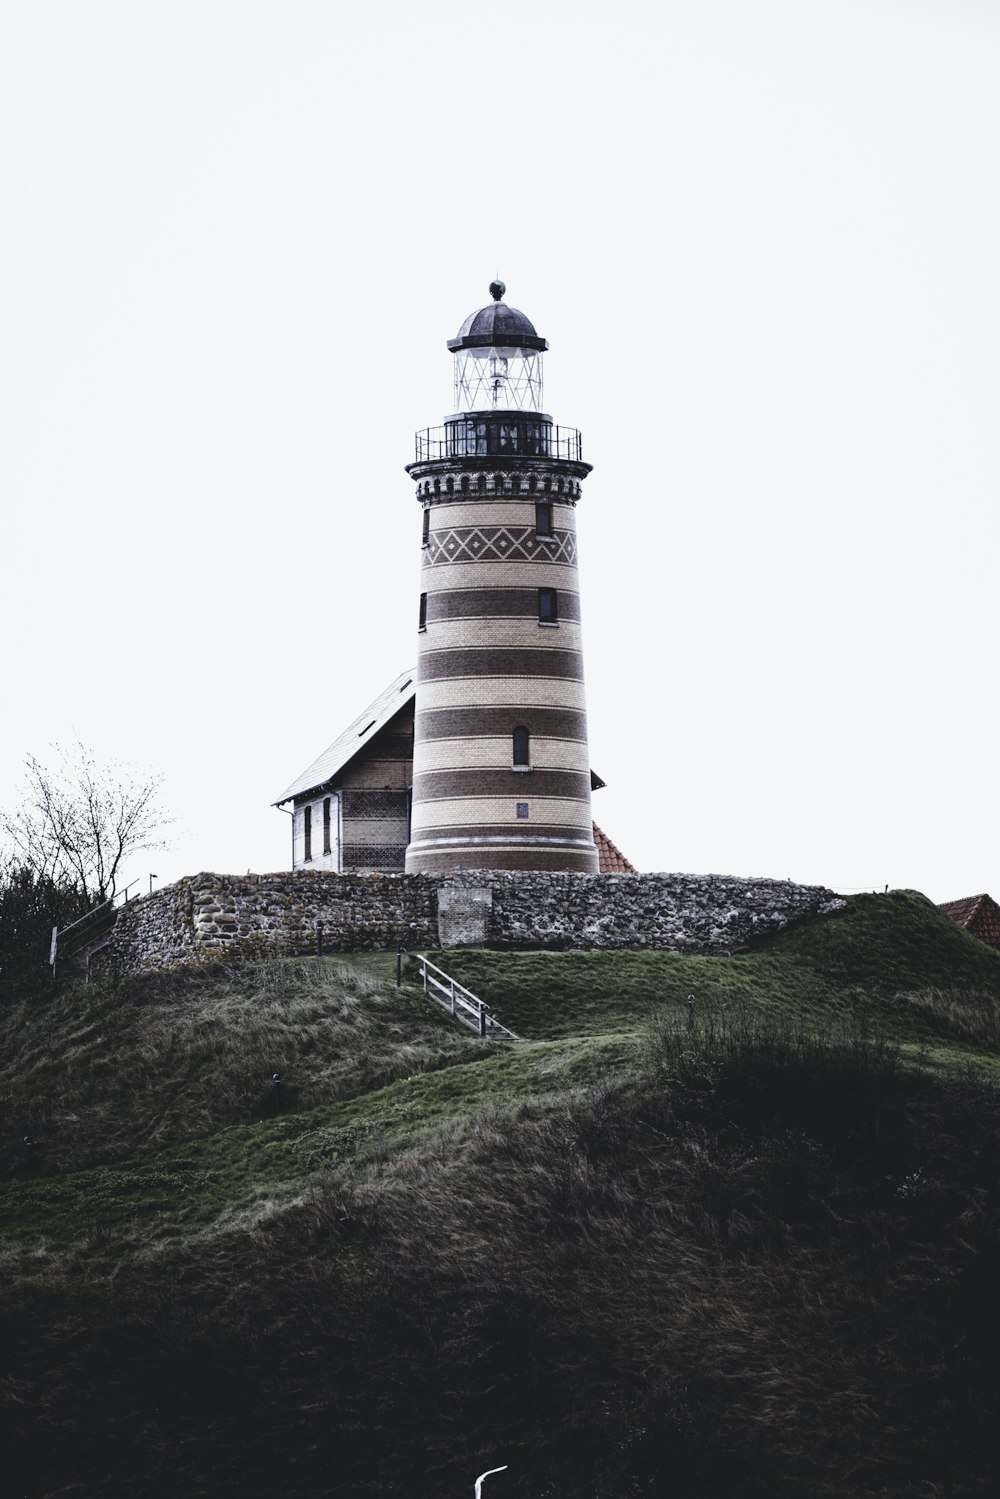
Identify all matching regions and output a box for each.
[447,283,548,353]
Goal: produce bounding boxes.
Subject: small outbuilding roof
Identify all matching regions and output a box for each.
[939,892,1000,951]
[593,823,637,874]
[274,668,416,806]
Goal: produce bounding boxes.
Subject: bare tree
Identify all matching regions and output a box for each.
[2,740,172,902]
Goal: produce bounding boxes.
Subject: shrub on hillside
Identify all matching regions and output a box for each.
[0,863,93,999]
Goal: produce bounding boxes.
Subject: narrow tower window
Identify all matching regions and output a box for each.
[535,501,553,537]
[538,588,558,624]
[513,726,530,767]
[303,805,312,863]
[323,797,331,856]
[418,592,427,631]
[422,508,430,546]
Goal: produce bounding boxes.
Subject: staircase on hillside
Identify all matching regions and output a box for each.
[413,953,521,1041]
[51,900,120,978]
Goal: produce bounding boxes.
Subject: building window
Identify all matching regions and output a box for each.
[418,592,427,631]
[323,797,331,855]
[535,501,553,536]
[513,725,530,767]
[422,508,430,546]
[538,587,558,624]
[303,805,312,862]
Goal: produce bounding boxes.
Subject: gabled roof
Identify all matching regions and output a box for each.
[274,668,416,805]
[939,893,1000,950]
[939,894,989,926]
[593,823,636,874]
[275,671,622,854]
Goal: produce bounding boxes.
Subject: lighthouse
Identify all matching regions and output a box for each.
[404,282,599,874]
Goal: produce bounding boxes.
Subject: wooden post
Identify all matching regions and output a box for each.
[479,1005,487,1038]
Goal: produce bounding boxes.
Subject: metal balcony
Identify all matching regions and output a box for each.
[413,415,583,464]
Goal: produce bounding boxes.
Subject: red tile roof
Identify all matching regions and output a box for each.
[939,893,1000,951]
[593,823,637,874]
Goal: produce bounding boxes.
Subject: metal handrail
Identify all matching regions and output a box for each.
[50,880,141,970]
[54,897,113,941]
[52,878,141,941]
[50,899,119,971]
[413,953,521,1041]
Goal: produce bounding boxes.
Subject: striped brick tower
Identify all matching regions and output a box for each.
[404,281,599,874]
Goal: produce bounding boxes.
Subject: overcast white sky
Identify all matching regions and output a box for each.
[2,0,997,904]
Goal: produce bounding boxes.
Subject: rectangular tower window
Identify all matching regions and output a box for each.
[535,501,553,536]
[303,805,312,863]
[418,592,427,631]
[513,725,531,767]
[323,797,331,855]
[538,587,558,624]
[422,508,430,547]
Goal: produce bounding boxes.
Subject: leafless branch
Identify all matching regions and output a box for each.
[1,739,173,901]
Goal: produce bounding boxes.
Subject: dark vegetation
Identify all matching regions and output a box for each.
[1,739,170,994]
[0,864,95,997]
[2,892,1000,1498]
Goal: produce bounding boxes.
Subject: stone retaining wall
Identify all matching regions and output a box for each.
[90,870,845,977]
[463,871,844,952]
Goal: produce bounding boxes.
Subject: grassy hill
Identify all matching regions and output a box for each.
[2,891,1000,1497]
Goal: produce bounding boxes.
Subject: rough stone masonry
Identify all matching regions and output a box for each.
[90,870,846,977]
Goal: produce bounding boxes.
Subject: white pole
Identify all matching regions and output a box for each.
[474,1468,508,1499]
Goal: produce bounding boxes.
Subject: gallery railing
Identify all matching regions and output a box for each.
[413,417,583,464]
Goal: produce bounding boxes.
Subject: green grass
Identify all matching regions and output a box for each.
[0,952,481,1179]
[5,892,1000,1246]
[4,891,1000,1498]
[429,890,1000,1057]
[0,1031,639,1243]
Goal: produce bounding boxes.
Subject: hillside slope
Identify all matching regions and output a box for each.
[2,891,1000,1499]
